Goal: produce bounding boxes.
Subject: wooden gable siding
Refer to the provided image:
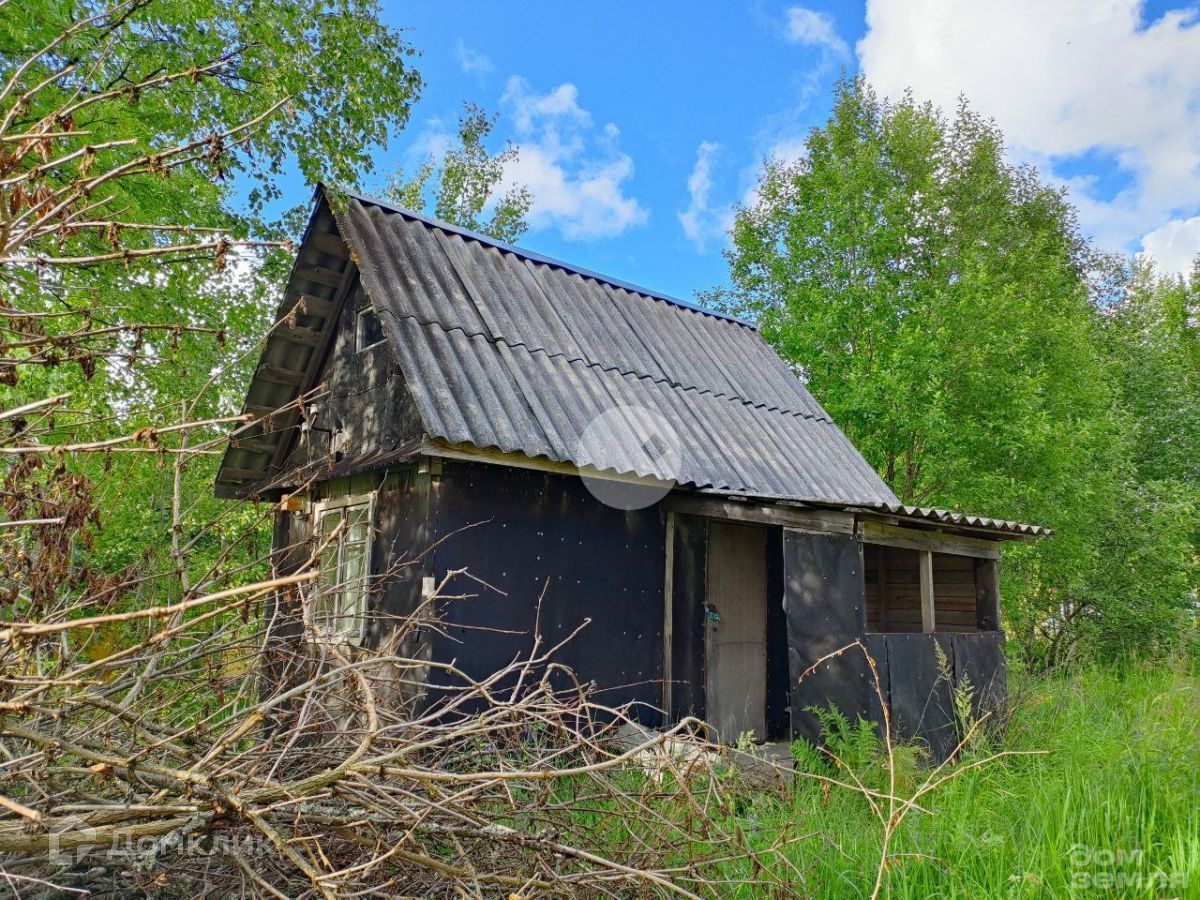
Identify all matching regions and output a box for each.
[280,279,423,477]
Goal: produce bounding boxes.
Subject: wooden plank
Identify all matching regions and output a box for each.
[975,557,1001,631]
[783,529,876,743]
[220,466,269,482]
[231,437,279,456]
[307,229,350,259]
[256,365,306,386]
[886,633,958,760]
[294,264,345,288]
[669,514,708,721]
[705,521,768,743]
[423,440,676,492]
[662,512,675,716]
[275,323,323,347]
[860,520,1001,559]
[919,549,935,633]
[664,493,855,534]
[283,292,335,319]
[267,262,358,472]
[876,543,889,631]
[245,404,281,420]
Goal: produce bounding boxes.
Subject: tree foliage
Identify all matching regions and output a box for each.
[385,102,532,242]
[0,0,426,590]
[720,77,1197,664]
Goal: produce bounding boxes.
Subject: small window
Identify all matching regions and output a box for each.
[356,306,385,352]
[311,495,373,642]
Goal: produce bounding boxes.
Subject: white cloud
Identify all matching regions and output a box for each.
[454,40,493,76]
[1140,216,1200,277]
[402,117,453,168]
[785,6,849,56]
[857,0,1200,276]
[678,141,729,250]
[501,77,647,240]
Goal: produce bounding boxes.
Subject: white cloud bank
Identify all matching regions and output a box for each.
[674,7,838,250]
[858,0,1200,276]
[1141,215,1200,278]
[501,77,647,240]
[454,40,493,76]
[678,141,727,250]
[785,6,849,57]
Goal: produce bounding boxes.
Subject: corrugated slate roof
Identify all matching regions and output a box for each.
[852,503,1049,537]
[697,490,1050,538]
[333,192,900,504]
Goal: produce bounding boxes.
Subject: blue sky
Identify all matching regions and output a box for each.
[306,1,1200,300]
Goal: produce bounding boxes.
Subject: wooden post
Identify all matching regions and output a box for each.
[662,512,676,718]
[919,549,935,633]
[876,544,889,631]
[974,557,1000,631]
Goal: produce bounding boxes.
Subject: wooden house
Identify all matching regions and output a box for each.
[216,187,1047,757]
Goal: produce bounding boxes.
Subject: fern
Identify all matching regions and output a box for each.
[791,705,881,776]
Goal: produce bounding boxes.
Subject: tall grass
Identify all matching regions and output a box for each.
[712,665,1199,897]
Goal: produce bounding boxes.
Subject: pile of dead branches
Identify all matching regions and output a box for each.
[0,555,801,897]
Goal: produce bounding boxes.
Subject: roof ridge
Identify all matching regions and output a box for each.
[337,187,754,329]
[380,310,832,424]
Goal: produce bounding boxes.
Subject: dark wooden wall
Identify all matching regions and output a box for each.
[270,459,1008,756]
[668,513,707,723]
[781,529,881,744]
[931,554,982,632]
[867,630,1007,760]
[412,461,668,726]
[783,528,1006,760]
[282,279,423,473]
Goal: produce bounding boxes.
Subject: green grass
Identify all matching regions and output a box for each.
[716,664,1200,898]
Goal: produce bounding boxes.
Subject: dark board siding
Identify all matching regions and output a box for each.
[932,554,981,632]
[782,529,877,743]
[862,632,1005,761]
[282,280,423,475]
[361,466,435,655]
[764,526,790,740]
[952,630,1007,720]
[669,513,707,722]
[884,632,958,760]
[425,461,667,726]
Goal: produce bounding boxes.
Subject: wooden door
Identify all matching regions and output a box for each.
[705,521,768,743]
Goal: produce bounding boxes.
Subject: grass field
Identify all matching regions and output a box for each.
[700,664,1200,897]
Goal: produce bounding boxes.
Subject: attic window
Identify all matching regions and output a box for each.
[356,306,385,352]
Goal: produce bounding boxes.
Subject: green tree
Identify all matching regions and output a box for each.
[1105,260,1200,484]
[719,77,1197,663]
[385,102,532,242]
[0,0,424,597]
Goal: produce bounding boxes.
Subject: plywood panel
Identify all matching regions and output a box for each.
[887,633,958,760]
[426,460,666,727]
[782,530,874,744]
[669,514,708,721]
[705,521,768,742]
